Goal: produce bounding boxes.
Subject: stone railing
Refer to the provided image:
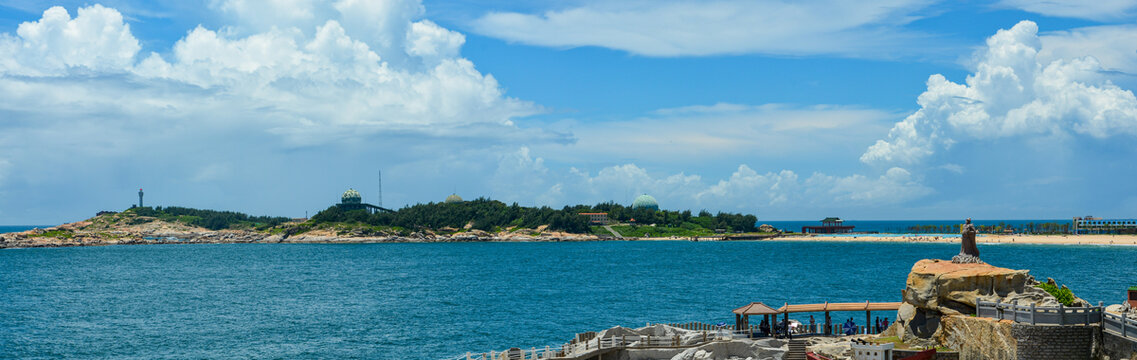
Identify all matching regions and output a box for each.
[1104,310,1137,341]
[976,300,1103,325]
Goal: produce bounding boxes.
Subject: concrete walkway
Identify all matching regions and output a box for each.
[603,225,624,239]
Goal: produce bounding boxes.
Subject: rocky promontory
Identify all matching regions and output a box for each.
[0,214,599,249]
[886,259,1091,359]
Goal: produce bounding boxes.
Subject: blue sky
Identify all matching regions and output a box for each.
[3,0,1137,224]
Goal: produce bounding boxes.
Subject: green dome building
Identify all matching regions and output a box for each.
[632,194,659,211]
[445,194,464,204]
[341,188,362,204]
[337,188,389,213]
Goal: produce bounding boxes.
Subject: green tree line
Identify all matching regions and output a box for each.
[310,199,759,234]
[125,206,290,230]
[904,221,1072,234]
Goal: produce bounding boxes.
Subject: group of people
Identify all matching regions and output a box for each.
[876,317,891,332]
[756,317,797,338]
[755,314,891,337]
[840,317,891,335]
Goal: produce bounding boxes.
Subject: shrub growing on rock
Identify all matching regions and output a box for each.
[1037,282,1075,306]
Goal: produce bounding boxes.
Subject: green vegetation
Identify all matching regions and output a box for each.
[312,198,593,233]
[587,202,757,232]
[1037,282,1076,306]
[310,199,759,234]
[1129,286,1137,291]
[123,206,290,230]
[28,229,74,238]
[602,225,717,238]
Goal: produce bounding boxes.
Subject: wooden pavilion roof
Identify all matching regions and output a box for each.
[775,301,902,313]
[732,302,780,315]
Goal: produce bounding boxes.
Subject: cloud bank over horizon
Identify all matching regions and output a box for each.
[2,2,1137,224]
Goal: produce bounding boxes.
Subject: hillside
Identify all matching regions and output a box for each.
[0,201,764,248]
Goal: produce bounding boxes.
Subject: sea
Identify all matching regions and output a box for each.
[0,225,52,233]
[2,240,1135,359]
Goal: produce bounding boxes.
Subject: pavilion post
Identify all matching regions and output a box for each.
[764,314,770,336]
[866,301,872,334]
[825,311,831,336]
[783,311,789,337]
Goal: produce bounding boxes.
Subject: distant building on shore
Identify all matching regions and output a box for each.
[632,194,659,211]
[1072,216,1137,234]
[337,188,390,213]
[579,212,609,225]
[802,217,855,234]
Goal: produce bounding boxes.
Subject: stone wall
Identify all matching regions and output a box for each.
[1101,331,1137,360]
[1012,323,1097,360]
[893,349,960,360]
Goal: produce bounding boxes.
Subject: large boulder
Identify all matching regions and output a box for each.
[626,338,785,360]
[903,259,1076,316]
[894,259,1087,346]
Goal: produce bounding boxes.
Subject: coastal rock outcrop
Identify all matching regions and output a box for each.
[893,259,1088,348]
[935,315,1016,360]
[903,259,1057,316]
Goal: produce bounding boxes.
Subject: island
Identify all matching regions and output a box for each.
[0,197,768,249]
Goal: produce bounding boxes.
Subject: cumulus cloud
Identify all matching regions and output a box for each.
[488,148,931,214]
[861,20,1137,166]
[469,0,937,57]
[0,5,139,75]
[1040,25,1137,75]
[0,2,551,222]
[997,0,1137,21]
[1,3,540,144]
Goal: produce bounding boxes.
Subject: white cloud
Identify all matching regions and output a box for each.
[1040,25,1137,75]
[406,20,465,64]
[861,20,1137,166]
[0,2,552,223]
[804,167,932,204]
[696,166,800,206]
[487,149,932,213]
[1,3,539,146]
[998,0,1137,21]
[0,5,139,75]
[535,103,897,168]
[469,0,937,57]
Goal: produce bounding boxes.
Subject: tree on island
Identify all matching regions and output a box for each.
[309,198,759,234]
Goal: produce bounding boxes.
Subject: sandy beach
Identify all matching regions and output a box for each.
[775,234,1137,246]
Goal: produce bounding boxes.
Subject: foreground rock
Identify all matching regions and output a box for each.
[892,259,1088,349]
[583,324,790,360]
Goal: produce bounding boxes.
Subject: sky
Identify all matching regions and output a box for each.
[3,0,1137,224]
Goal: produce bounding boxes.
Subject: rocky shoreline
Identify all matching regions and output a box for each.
[0,221,601,250]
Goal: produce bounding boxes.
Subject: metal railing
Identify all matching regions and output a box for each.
[976,300,1103,325]
[1104,310,1137,341]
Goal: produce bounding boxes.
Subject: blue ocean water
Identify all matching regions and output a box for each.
[0,225,51,233]
[1,241,1135,359]
[764,219,1071,234]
